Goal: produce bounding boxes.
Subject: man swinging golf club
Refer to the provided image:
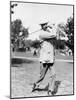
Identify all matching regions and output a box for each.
[32,22,57,95]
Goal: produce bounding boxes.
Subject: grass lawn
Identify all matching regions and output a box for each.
[11,53,73,98]
[12,51,73,60]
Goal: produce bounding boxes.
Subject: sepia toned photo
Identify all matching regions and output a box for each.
[10,1,74,99]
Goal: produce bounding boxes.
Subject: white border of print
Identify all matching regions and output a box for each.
[0,0,76,100]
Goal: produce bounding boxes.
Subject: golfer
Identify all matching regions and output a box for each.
[32,22,57,95]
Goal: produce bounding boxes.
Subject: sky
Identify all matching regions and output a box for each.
[11,2,73,40]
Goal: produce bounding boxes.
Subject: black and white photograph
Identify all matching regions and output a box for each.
[10,1,74,99]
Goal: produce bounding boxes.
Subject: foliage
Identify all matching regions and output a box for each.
[50,38,65,50]
[65,17,74,54]
[11,19,29,51]
[11,19,22,39]
[55,23,66,50]
[56,23,66,40]
[57,23,66,32]
[24,40,33,48]
[31,40,41,49]
[56,18,74,53]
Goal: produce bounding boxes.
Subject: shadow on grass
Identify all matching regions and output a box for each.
[68,62,73,64]
[11,58,35,67]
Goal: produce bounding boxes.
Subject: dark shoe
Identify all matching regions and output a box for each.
[47,90,52,95]
[32,83,36,92]
[32,83,39,92]
[47,90,56,96]
[51,91,56,96]
[51,81,61,95]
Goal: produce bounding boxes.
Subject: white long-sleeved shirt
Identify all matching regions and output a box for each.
[39,26,56,63]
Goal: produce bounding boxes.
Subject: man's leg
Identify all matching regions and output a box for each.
[47,63,56,95]
[32,63,48,91]
[36,63,49,84]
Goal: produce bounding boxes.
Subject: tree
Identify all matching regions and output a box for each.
[56,23,67,40]
[65,17,74,54]
[11,19,29,51]
[24,40,33,48]
[57,23,66,31]
[55,23,67,50]
[21,27,29,38]
[11,19,22,37]
[31,40,41,49]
